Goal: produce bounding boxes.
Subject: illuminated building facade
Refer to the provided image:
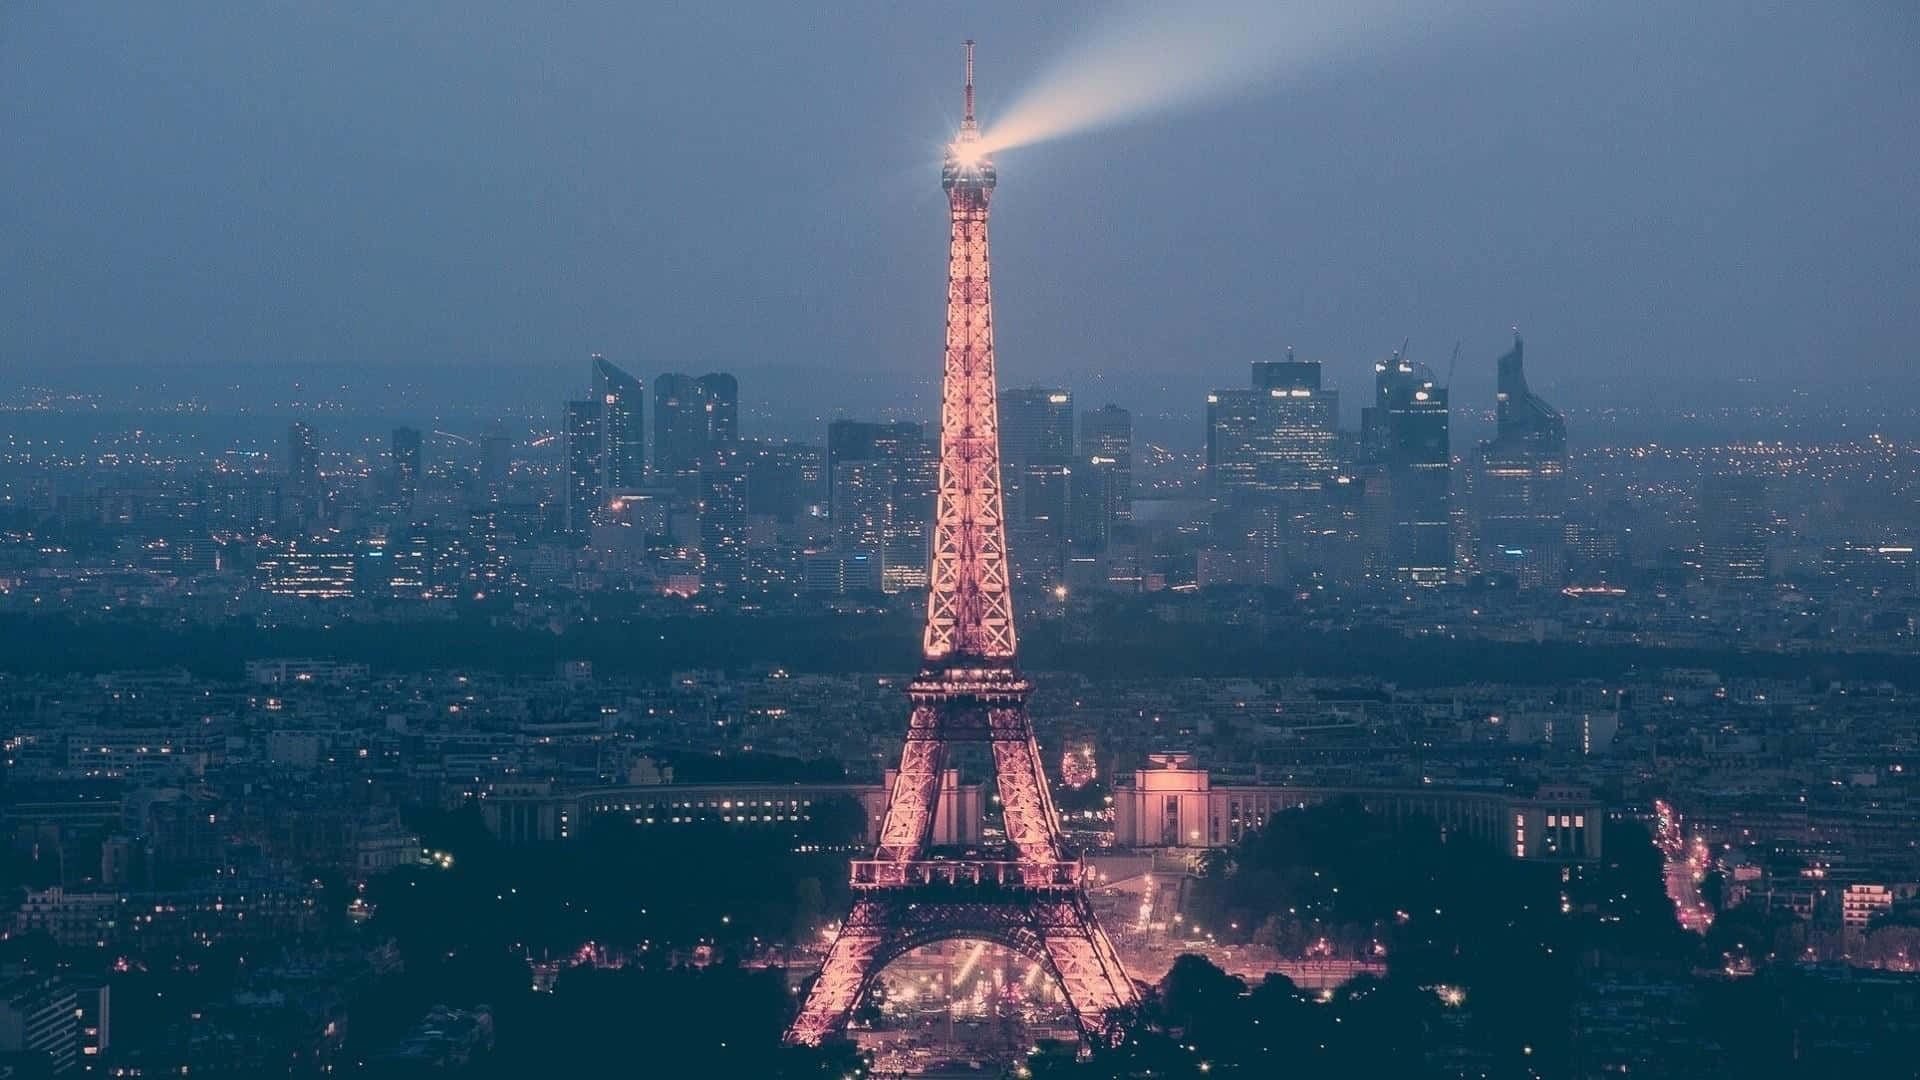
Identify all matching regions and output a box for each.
[257,543,357,598]
[827,420,934,591]
[696,466,750,591]
[1205,388,1267,501]
[566,355,656,538]
[1699,472,1770,586]
[592,355,646,489]
[1207,353,1338,499]
[561,396,604,535]
[479,774,985,848]
[1252,351,1339,493]
[1112,754,1602,863]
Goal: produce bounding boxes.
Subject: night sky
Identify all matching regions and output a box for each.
[3,3,1915,413]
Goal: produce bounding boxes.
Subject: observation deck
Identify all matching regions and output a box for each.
[851,859,1084,891]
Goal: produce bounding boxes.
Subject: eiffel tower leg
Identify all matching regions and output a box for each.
[875,707,947,861]
[989,705,1066,862]
[1034,895,1139,1040]
[786,899,884,1047]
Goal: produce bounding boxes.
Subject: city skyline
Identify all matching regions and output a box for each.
[2,9,1917,1078]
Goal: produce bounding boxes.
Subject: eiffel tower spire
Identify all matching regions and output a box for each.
[925,38,1011,665]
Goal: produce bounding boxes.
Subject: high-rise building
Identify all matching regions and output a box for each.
[1475,333,1568,586]
[653,371,738,485]
[1699,473,1770,586]
[1069,451,1120,552]
[740,440,818,524]
[886,441,937,592]
[699,372,739,445]
[1206,353,1339,503]
[1363,347,1451,586]
[827,420,920,507]
[1253,352,1339,493]
[831,458,892,561]
[1205,389,1268,498]
[391,426,422,510]
[998,388,1072,580]
[591,355,645,489]
[562,398,605,535]
[999,387,1074,467]
[697,466,750,591]
[826,420,933,592]
[652,374,704,484]
[1078,404,1133,525]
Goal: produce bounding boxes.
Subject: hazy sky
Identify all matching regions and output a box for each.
[3,2,1915,409]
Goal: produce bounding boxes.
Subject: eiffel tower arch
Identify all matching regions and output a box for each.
[786,42,1139,1048]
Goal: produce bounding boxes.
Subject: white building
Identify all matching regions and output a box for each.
[1111,753,1603,863]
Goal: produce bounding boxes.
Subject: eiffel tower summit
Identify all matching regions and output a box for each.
[785,41,1140,1047]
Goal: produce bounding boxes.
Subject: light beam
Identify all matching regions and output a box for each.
[978,0,1530,156]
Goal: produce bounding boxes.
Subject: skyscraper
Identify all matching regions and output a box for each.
[1206,353,1339,503]
[1474,333,1568,586]
[1699,473,1770,587]
[1073,404,1133,551]
[1068,453,1119,552]
[562,397,604,536]
[1363,347,1451,586]
[698,372,739,446]
[740,441,817,524]
[1078,404,1133,524]
[1251,351,1339,494]
[827,420,922,508]
[1205,389,1268,498]
[826,420,933,592]
[653,371,738,486]
[999,387,1074,467]
[697,465,750,591]
[999,387,1073,578]
[287,422,319,497]
[652,374,704,485]
[591,355,645,489]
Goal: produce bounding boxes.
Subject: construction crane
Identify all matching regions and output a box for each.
[1447,341,1462,386]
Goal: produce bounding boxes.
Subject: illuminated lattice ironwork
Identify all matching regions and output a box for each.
[786,42,1138,1048]
[923,40,1014,664]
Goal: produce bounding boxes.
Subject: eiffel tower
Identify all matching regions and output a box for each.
[786,41,1139,1048]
